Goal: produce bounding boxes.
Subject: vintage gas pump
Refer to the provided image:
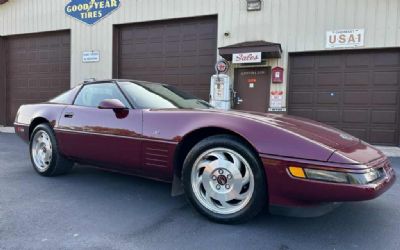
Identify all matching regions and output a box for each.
[210,59,232,110]
[210,74,231,110]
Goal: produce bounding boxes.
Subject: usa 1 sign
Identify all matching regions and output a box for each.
[65,0,121,25]
[326,29,364,48]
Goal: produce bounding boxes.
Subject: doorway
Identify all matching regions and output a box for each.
[234,67,271,113]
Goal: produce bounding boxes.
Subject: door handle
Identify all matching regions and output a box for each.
[64,112,74,118]
[236,97,243,105]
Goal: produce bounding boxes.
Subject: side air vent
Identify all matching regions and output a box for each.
[144,146,169,168]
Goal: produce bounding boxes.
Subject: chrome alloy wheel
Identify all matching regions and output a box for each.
[191,147,255,215]
[31,131,53,172]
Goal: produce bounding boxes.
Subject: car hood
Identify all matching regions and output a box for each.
[212,109,385,165]
[222,110,358,148]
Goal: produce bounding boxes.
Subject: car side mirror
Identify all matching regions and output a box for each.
[98,99,127,111]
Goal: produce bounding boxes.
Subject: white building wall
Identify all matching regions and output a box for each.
[1,0,400,106]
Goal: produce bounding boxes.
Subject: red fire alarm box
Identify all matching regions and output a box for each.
[272,66,284,83]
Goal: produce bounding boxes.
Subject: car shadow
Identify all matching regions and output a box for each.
[61,164,396,242]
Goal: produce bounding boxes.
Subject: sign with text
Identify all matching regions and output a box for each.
[270,90,284,109]
[326,29,364,48]
[82,51,100,63]
[65,0,121,25]
[232,52,262,64]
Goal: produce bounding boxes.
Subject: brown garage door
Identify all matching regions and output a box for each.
[0,36,6,125]
[288,49,400,145]
[114,16,217,101]
[5,31,71,125]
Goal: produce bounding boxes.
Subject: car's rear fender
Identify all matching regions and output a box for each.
[14,103,68,142]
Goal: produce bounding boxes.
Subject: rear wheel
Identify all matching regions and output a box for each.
[30,124,74,176]
[182,135,267,224]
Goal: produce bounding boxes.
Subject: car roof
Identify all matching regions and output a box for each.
[81,79,167,86]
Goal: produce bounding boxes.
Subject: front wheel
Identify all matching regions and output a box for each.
[30,124,74,176]
[182,135,267,224]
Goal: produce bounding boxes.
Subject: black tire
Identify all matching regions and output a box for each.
[182,134,267,224]
[29,123,74,176]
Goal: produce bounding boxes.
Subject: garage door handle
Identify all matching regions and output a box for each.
[64,112,74,118]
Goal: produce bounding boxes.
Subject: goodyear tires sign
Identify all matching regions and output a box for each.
[65,0,120,25]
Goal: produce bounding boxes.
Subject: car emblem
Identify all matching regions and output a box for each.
[217,175,228,185]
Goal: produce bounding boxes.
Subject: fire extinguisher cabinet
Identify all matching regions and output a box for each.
[271,67,284,83]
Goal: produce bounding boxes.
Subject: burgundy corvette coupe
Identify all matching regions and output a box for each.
[14,80,396,223]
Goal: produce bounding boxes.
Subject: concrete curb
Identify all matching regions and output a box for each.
[0,127,15,134]
[375,146,400,158]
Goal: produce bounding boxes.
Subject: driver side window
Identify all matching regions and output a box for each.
[74,83,130,108]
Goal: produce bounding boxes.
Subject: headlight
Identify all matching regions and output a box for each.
[304,168,348,183]
[346,168,385,184]
[289,166,385,185]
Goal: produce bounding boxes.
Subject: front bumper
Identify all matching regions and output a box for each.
[261,155,396,208]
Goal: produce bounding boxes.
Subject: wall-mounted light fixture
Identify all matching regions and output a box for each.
[246,0,262,11]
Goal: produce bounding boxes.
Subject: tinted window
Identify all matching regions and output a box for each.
[74,83,130,108]
[49,86,81,104]
[119,81,212,109]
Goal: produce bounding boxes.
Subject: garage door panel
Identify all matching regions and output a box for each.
[198,24,217,38]
[199,39,216,51]
[372,92,398,105]
[290,73,314,88]
[291,56,315,70]
[342,110,368,123]
[182,40,197,52]
[181,57,196,67]
[316,110,340,122]
[371,110,397,124]
[165,42,180,55]
[165,34,181,42]
[374,52,400,66]
[290,92,313,104]
[345,72,369,86]
[120,63,143,73]
[318,54,342,68]
[373,71,398,85]
[149,27,164,38]
[134,43,149,54]
[317,73,343,85]
[147,43,163,54]
[370,129,397,145]
[198,55,215,67]
[345,53,370,68]
[165,57,180,68]
[343,91,369,104]
[289,49,400,145]
[120,32,133,42]
[117,17,217,100]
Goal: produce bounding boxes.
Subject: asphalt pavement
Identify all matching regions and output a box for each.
[0,133,399,250]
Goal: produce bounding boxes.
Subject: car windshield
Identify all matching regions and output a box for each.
[118,81,212,109]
